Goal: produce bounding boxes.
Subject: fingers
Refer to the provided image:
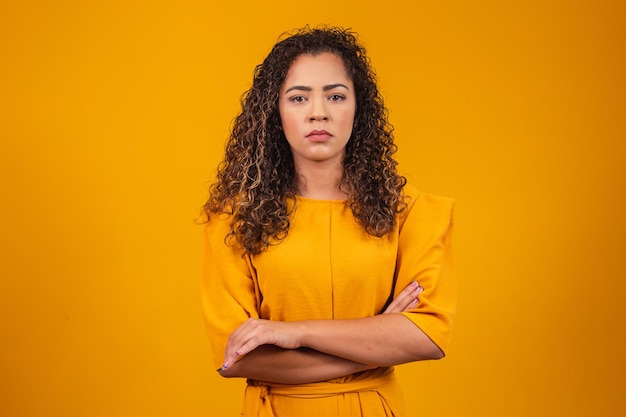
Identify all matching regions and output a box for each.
[221,318,262,370]
[382,280,423,314]
[221,318,302,370]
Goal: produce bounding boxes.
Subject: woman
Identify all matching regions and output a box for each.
[202,26,456,417]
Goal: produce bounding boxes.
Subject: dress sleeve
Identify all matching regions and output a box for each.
[201,214,260,369]
[396,190,457,355]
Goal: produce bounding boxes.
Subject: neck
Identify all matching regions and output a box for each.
[293,160,348,200]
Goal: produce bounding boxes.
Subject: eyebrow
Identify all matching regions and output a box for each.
[284,83,350,94]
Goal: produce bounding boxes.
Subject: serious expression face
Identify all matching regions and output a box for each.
[278,52,356,168]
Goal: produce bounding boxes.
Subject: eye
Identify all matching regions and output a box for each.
[328,93,345,102]
[289,95,307,103]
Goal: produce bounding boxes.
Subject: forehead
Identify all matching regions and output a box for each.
[282,52,352,87]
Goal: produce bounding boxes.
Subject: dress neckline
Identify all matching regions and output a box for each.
[294,195,348,204]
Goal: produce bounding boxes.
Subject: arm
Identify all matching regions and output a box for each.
[220,281,435,374]
[219,281,425,383]
[301,313,443,365]
[221,311,441,373]
[219,345,371,384]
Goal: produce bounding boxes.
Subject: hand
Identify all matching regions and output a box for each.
[382,280,423,314]
[221,318,302,370]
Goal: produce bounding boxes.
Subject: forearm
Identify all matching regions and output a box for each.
[299,313,443,367]
[218,344,373,384]
[221,284,444,372]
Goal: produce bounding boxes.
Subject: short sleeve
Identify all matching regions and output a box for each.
[396,188,457,354]
[201,214,260,369]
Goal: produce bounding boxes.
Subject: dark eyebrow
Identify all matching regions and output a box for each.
[323,83,350,91]
[284,85,311,94]
[284,83,350,94]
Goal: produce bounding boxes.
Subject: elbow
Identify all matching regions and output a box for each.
[412,345,444,362]
[407,322,446,361]
[399,315,448,362]
[217,367,237,379]
[421,339,445,360]
[429,346,445,360]
[390,345,444,367]
[410,340,445,362]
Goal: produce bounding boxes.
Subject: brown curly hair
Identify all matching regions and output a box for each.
[204,26,406,255]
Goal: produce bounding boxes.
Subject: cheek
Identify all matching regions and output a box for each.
[279,104,294,122]
[340,108,357,129]
[280,114,296,133]
[279,110,301,140]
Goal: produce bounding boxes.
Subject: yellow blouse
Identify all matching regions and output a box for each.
[202,185,456,417]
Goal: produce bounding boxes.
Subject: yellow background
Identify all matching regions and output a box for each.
[1,1,624,416]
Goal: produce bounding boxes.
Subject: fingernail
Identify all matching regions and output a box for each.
[412,298,419,305]
[235,350,242,356]
[220,360,230,370]
[411,280,418,287]
[417,285,423,292]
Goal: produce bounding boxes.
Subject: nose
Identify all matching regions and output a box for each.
[308,98,328,121]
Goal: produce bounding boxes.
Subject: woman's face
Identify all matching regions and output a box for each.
[278,52,356,169]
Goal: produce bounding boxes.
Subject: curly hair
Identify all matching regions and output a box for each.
[204,26,406,255]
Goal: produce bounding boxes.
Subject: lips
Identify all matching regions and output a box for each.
[306,129,332,142]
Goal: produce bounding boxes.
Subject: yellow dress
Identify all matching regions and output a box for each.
[201,184,456,417]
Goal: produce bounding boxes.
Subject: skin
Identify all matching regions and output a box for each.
[218,53,443,384]
[219,281,442,384]
[278,52,356,200]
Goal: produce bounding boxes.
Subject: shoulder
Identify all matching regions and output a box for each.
[402,183,454,214]
[202,211,237,246]
[399,183,455,233]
